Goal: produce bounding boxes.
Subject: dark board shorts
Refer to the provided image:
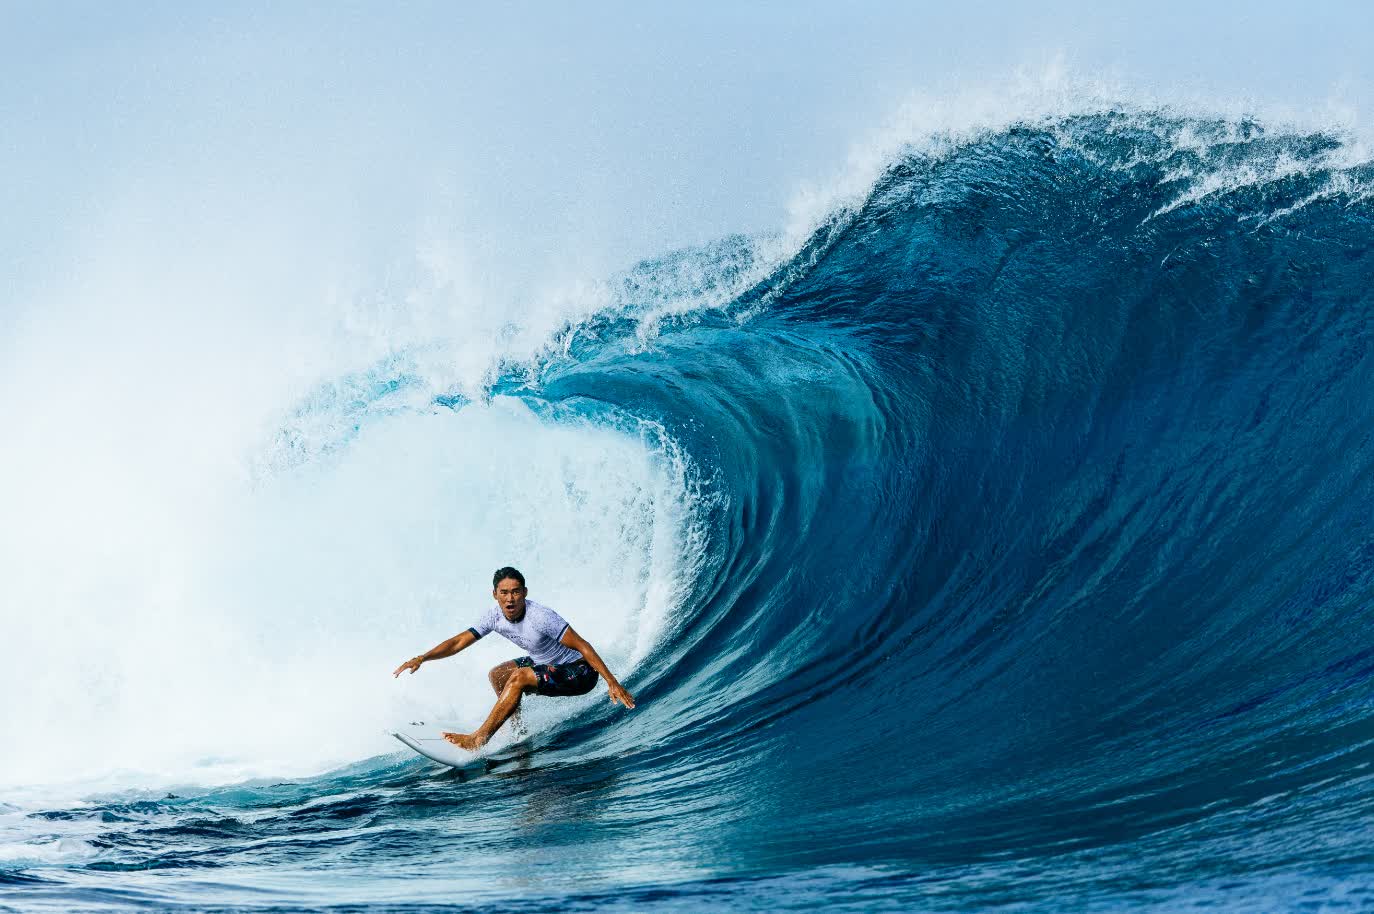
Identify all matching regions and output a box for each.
[513,656,600,697]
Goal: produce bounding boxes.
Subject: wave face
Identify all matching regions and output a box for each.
[6,111,1374,911]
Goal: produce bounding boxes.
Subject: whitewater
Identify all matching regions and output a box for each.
[4,98,1374,911]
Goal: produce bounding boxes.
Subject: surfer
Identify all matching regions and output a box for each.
[392,566,636,749]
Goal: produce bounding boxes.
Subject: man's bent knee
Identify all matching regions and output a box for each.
[505,666,538,694]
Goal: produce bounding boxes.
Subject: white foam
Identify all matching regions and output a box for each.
[0,122,733,798]
[0,837,102,866]
[7,402,698,791]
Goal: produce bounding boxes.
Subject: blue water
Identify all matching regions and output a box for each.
[6,110,1374,911]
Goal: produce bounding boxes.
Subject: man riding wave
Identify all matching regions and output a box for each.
[393,566,635,749]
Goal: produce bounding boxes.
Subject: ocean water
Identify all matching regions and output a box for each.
[4,108,1374,911]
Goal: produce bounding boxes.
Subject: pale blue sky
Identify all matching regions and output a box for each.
[4,2,1372,314]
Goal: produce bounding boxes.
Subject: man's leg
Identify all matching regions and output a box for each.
[443,666,538,750]
[488,660,526,734]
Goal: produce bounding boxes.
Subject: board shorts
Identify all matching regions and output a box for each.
[514,656,599,697]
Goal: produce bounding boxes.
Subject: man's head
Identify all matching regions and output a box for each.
[492,566,527,621]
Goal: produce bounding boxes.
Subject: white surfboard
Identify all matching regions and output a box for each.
[390,720,477,768]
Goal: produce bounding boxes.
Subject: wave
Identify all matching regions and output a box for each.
[5,107,1374,909]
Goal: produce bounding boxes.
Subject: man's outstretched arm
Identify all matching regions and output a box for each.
[560,626,636,708]
[393,629,479,677]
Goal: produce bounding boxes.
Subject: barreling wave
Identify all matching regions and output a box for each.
[7,108,1374,910]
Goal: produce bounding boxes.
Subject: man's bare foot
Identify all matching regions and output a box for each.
[442,731,484,751]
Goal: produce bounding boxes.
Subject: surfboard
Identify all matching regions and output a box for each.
[390,721,476,768]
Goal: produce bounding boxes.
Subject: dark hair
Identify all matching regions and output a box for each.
[492,566,526,589]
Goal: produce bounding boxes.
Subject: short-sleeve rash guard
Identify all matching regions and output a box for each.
[468,599,583,666]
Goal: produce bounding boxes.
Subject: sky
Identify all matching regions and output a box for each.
[4,1,1372,320]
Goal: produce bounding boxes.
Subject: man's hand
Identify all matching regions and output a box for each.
[393,656,424,677]
[608,682,636,709]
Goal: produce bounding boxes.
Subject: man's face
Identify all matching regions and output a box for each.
[494,578,528,621]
